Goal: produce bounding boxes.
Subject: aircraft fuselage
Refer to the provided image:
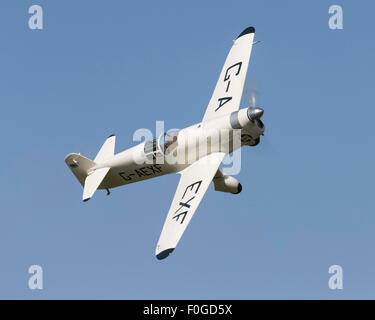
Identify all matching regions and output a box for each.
[96,106,265,190]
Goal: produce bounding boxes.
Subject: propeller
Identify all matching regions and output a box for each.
[245,87,259,108]
[242,81,278,156]
[244,79,259,108]
[245,85,264,121]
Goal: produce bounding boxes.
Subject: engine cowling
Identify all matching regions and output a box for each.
[213,174,242,194]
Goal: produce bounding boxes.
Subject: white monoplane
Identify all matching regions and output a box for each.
[65,27,265,260]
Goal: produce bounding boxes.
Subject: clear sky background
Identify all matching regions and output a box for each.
[0,0,374,299]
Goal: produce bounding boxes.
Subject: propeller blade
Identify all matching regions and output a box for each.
[244,82,259,108]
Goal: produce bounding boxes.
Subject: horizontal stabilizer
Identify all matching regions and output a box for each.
[82,167,110,201]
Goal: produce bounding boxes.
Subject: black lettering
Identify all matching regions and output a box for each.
[175,197,194,214]
[224,62,242,82]
[215,96,232,112]
[153,164,162,173]
[172,211,188,224]
[148,165,157,174]
[119,172,132,181]
[139,167,152,176]
[135,169,146,177]
[182,180,202,198]
[223,62,242,94]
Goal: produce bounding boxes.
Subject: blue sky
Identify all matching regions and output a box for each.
[0,0,374,299]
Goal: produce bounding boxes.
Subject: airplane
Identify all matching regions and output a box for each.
[65,26,265,260]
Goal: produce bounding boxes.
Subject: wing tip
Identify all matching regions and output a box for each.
[156,248,175,260]
[232,183,242,194]
[237,26,255,39]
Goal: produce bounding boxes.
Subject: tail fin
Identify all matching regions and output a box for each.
[65,134,116,201]
[94,134,115,163]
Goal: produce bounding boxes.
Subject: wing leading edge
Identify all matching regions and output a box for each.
[202,27,255,122]
[155,152,226,260]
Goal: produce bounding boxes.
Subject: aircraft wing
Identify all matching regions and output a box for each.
[202,27,255,122]
[155,152,226,260]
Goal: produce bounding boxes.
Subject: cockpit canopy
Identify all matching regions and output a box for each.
[160,130,179,155]
[144,130,180,161]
